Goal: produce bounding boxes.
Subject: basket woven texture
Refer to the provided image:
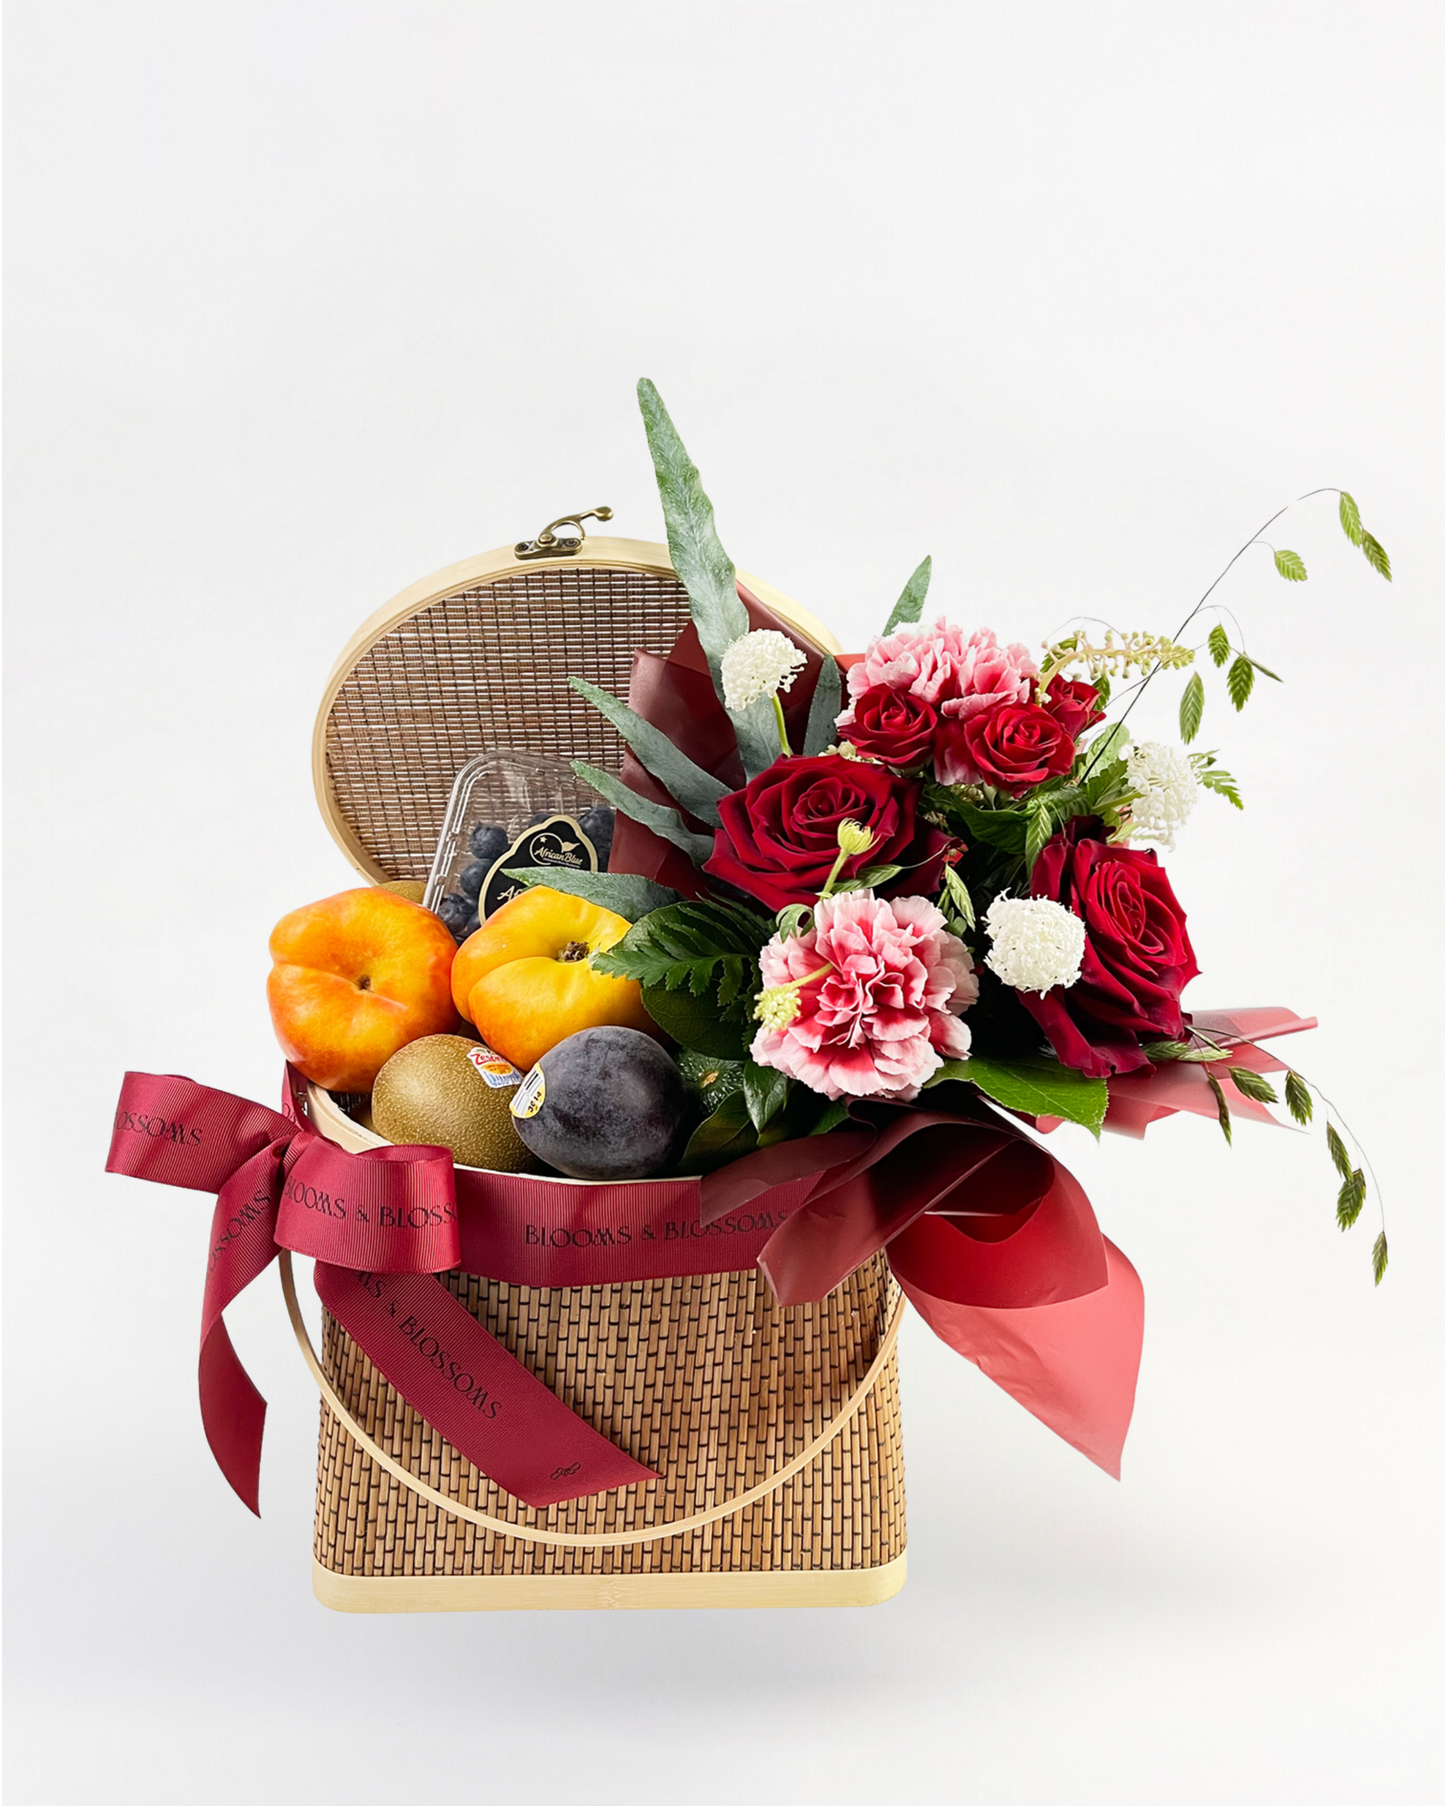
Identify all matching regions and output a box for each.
[314,1258,905,1577]
[312,547,907,1587]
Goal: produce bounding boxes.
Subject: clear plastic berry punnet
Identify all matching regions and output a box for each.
[423,750,615,941]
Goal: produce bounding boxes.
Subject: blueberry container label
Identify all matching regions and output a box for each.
[480,815,598,918]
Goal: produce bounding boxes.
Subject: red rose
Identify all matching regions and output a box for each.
[705,753,941,912]
[935,701,1075,793]
[1020,817,1199,1077]
[1040,677,1104,739]
[837,687,938,767]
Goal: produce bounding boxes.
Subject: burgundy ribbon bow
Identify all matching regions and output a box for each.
[106,1069,657,1514]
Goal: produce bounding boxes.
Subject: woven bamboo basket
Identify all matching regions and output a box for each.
[303,531,908,1611]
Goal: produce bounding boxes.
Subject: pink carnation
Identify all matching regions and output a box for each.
[840,618,1037,722]
[751,892,978,1102]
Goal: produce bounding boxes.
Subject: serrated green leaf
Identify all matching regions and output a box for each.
[1208,624,1231,667]
[643,984,752,1059]
[1274,548,1307,581]
[742,1060,790,1133]
[1372,1230,1388,1284]
[927,1055,1109,1136]
[1228,1065,1279,1104]
[1337,1168,1367,1230]
[1325,1122,1353,1181]
[572,762,715,865]
[1194,758,1244,810]
[1227,656,1255,710]
[1206,1070,1233,1144]
[635,379,775,776]
[941,863,975,931]
[503,867,680,918]
[1339,491,1363,546]
[803,652,842,756]
[1025,800,1056,870]
[1093,672,1111,709]
[882,555,933,635]
[954,799,1029,855]
[567,678,729,827]
[1361,531,1392,581]
[1179,671,1205,742]
[1284,1071,1313,1126]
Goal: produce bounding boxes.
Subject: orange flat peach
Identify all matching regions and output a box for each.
[267,887,457,1091]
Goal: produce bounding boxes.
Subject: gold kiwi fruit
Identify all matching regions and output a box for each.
[371,1034,539,1173]
[377,878,427,903]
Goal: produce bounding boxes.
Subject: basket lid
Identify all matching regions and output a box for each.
[313,533,839,882]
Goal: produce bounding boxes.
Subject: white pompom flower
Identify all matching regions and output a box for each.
[1124,741,1199,851]
[720,629,808,712]
[984,895,1086,994]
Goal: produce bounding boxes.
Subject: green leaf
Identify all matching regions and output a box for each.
[1273,548,1307,581]
[503,867,680,918]
[1193,756,1244,810]
[1206,1070,1233,1144]
[1336,1168,1367,1230]
[1372,1230,1388,1285]
[593,898,773,1052]
[1025,799,1056,870]
[927,1054,1109,1136]
[953,799,1029,855]
[635,379,776,776]
[809,1100,852,1136]
[1339,490,1363,546]
[1179,671,1205,742]
[1141,1039,1231,1063]
[1284,1070,1313,1126]
[1228,1065,1278,1104]
[882,555,933,635]
[1208,624,1231,667]
[572,762,715,865]
[803,652,842,756]
[568,678,728,826]
[1361,531,1392,581]
[1227,656,1255,711]
[643,985,752,1059]
[1326,1122,1353,1182]
[775,904,813,941]
[1093,672,1111,709]
[1246,655,1282,682]
[677,1088,757,1173]
[742,1060,790,1133]
[941,863,975,931]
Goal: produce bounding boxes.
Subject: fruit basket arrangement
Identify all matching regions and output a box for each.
[106,382,1390,1613]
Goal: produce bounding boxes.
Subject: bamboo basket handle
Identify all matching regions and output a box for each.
[279,1251,904,1550]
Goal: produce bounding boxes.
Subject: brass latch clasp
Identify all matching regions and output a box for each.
[515,507,613,559]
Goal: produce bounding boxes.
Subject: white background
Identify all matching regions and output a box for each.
[6,3,1444,1800]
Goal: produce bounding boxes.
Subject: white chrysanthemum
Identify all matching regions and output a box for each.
[720,629,807,711]
[984,895,1086,994]
[1124,741,1199,851]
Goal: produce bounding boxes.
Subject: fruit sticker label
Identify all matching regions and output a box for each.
[480,816,598,919]
[466,1048,521,1090]
[509,1066,546,1120]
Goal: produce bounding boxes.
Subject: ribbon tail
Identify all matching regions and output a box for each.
[894,1234,1145,1478]
[197,1319,268,1514]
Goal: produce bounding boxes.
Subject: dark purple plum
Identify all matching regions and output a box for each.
[512,1028,685,1181]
